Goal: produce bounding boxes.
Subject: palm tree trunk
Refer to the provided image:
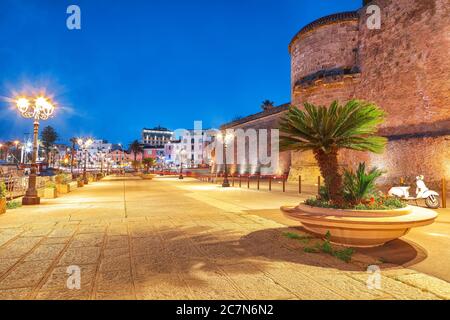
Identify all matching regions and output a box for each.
[314,149,343,204]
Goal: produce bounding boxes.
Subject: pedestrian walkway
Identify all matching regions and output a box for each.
[0,175,449,300]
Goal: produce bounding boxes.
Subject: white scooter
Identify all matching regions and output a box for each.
[388,175,440,209]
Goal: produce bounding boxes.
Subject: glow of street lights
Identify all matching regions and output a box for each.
[16,97,30,113]
[16,95,55,120]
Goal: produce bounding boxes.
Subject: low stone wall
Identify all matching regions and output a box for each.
[288,135,450,193]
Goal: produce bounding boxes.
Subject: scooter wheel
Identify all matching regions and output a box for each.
[425,195,440,209]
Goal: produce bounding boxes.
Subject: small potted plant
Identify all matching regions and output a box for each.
[77,176,84,187]
[55,173,71,194]
[43,181,58,199]
[0,181,7,214]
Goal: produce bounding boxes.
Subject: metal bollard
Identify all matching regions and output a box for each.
[247,176,250,189]
[442,178,447,209]
[269,176,272,191]
[257,175,260,190]
[318,176,321,194]
[299,175,302,194]
[239,175,242,188]
[283,176,286,192]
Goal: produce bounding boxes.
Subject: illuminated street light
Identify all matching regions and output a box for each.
[217,131,234,188]
[178,148,187,180]
[15,95,55,205]
[78,138,93,184]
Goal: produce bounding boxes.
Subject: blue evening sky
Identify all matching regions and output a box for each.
[0,0,361,145]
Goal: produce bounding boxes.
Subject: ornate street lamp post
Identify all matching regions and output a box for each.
[16,96,55,205]
[77,138,93,184]
[217,131,234,188]
[178,148,186,180]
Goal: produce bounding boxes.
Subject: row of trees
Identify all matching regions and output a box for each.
[0,126,58,164]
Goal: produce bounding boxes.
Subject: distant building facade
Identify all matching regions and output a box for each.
[142,126,174,147]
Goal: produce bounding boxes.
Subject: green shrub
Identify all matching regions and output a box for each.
[0,181,6,199]
[45,181,57,189]
[318,186,330,201]
[6,201,22,210]
[343,162,383,205]
[55,174,71,184]
[333,248,354,263]
[303,230,355,263]
[304,247,319,253]
[283,232,312,243]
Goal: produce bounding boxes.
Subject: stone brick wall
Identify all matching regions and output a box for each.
[217,111,291,176]
[290,20,359,89]
[357,0,450,135]
[287,0,450,183]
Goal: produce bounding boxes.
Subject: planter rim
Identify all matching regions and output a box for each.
[281,204,438,225]
[296,203,413,217]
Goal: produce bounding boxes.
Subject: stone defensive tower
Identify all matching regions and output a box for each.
[288,0,450,186]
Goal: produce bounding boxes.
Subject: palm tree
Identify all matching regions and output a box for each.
[40,126,58,165]
[142,157,157,173]
[261,100,275,111]
[129,140,143,162]
[280,100,387,204]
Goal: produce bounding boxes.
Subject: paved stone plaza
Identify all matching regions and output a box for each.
[0,176,449,300]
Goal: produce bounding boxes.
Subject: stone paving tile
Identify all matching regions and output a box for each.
[257,264,346,300]
[0,230,24,247]
[35,288,92,300]
[41,237,72,245]
[21,228,53,237]
[220,264,297,299]
[393,273,450,299]
[39,264,97,292]
[48,228,77,238]
[100,254,131,272]
[70,233,105,248]
[348,272,440,300]
[96,269,134,293]
[0,287,33,300]
[0,258,20,278]
[57,246,101,266]
[135,275,192,300]
[103,247,129,257]
[0,259,54,289]
[24,244,66,262]
[105,235,129,249]
[0,237,42,259]
[311,273,391,300]
[78,225,107,234]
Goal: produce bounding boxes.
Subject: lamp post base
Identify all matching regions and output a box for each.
[22,196,40,206]
[222,179,231,188]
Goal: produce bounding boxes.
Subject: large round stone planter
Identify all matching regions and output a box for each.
[281,204,438,248]
[142,174,157,180]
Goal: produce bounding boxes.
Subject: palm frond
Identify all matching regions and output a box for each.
[279,99,387,154]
